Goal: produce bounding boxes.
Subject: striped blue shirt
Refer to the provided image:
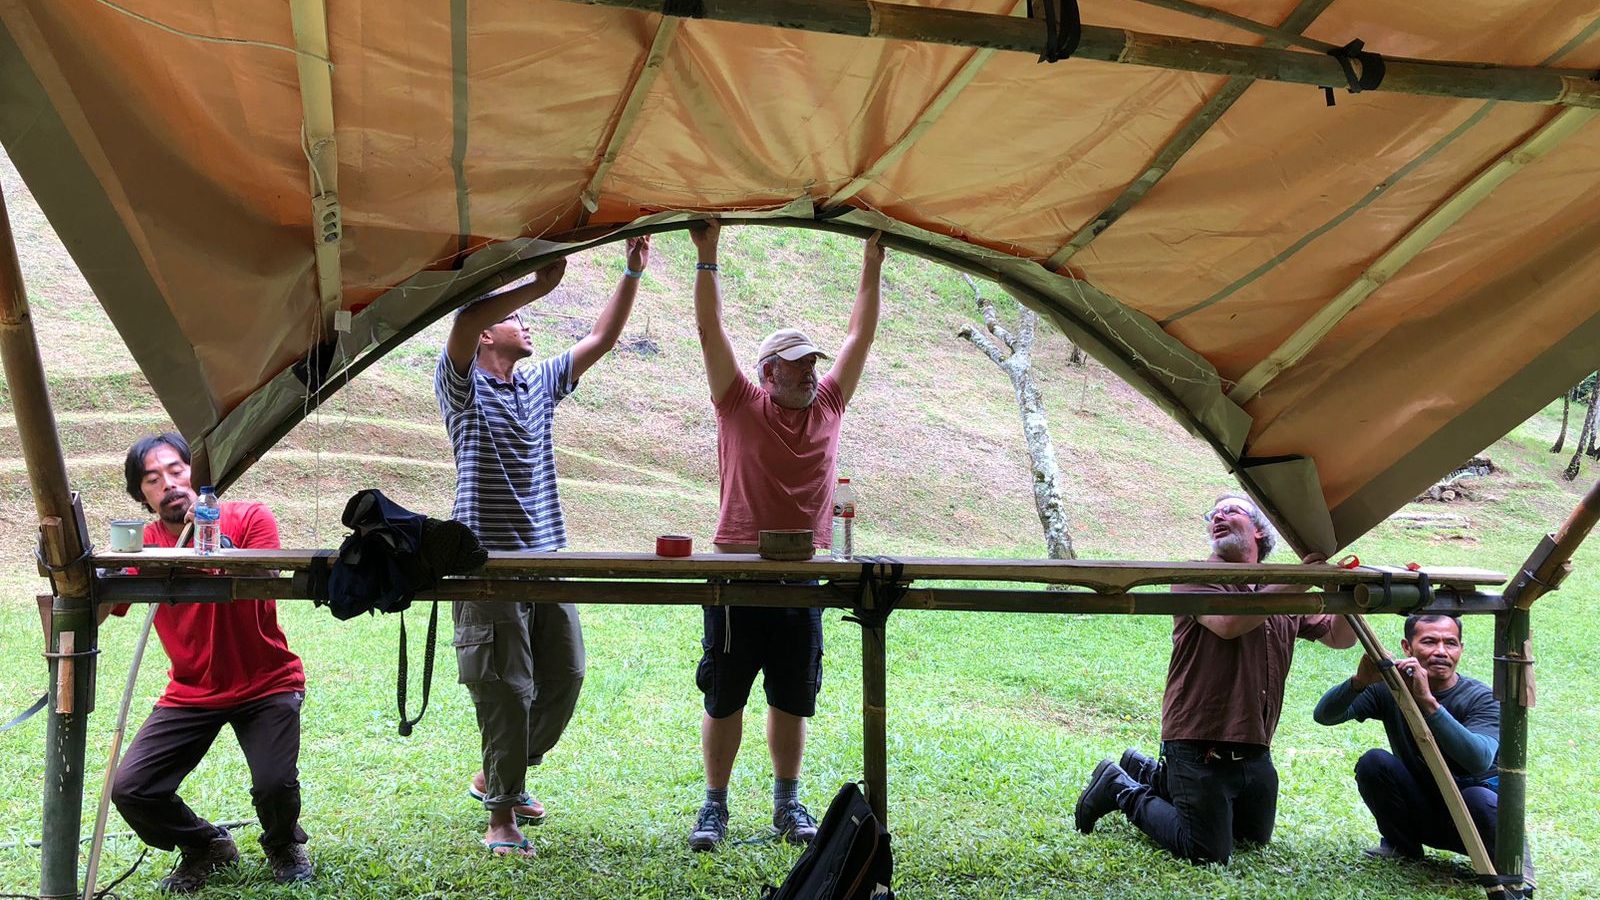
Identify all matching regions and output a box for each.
[436,349,575,551]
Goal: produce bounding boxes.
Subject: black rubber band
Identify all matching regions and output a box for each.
[842,555,908,630]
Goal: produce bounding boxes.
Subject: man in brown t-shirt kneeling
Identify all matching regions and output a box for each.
[1073,492,1354,864]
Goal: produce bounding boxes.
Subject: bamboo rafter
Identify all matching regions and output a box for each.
[579,15,682,222]
[1228,105,1600,405]
[1129,0,1338,54]
[824,1,1024,209]
[288,0,342,329]
[1045,0,1336,269]
[552,0,1600,109]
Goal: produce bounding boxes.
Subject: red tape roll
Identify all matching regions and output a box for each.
[656,534,692,557]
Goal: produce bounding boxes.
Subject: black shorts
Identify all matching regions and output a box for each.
[696,605,824,719]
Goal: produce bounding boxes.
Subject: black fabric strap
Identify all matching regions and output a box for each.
[843,556,908,630]
[662,0,706,18]
[0,693,48,733]
[1027,0,1082,63]
[396,600,439,736]
[1322,38,1386,106]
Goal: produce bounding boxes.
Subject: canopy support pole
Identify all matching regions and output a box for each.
[0,182,98,900]
[1044,0,1336,268]
[1228,105,1598,405]
[289,0,343,331]
[553,0,1600,109]
[862,617,888,825]
[578,16,681,224]
[1345,614,1508,899]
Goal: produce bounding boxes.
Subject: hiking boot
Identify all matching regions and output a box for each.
[773,799,819,845]
[265,841,314,884]
[1075,759,1136,835]
[158,827,239,894]
[688,801,729,852]
[1119,748,1158,786]
[1361,838,1423,860]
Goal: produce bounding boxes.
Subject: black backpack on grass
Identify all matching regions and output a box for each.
[759,782,893,900]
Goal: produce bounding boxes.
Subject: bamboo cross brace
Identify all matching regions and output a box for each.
[579,16,682,221]
[1345,614,1508,898]
[553,0,1600,109]
[288,0,343,330]
[1228,106,1599,405]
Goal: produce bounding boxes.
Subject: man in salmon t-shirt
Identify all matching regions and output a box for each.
[103,433,311,893]
[685,220,884,851]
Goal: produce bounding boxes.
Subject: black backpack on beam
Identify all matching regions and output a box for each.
[759,782,893,900]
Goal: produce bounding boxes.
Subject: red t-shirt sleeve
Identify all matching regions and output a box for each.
[233,502,282,550]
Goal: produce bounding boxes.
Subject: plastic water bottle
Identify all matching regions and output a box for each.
[194,486,222,556]
[831,477,856,562]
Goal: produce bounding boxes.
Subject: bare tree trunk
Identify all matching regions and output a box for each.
[1565,392,1597,481]
[1551,386,1571,453]
[955,277,1076,559]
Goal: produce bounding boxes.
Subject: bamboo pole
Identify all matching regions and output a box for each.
[1128,0,1338,53]
[288,0,343,329]
[1502,474,1600,609]
[1493,607,1532,898]
[1045,0,1336,268]
[552,0,1600,109]
[1,177,98,900]
[1228,106,1599,405]
[579,16,681,220]
[824,1,1024,209]
[1346,614,1507,899]
[861,620,889,825]
[81,604,160,900]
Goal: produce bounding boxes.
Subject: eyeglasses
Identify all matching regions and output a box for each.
[1203,503,1254,524]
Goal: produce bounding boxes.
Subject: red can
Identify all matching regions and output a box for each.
[656,534,692,557]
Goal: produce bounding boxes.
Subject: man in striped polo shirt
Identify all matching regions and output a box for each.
[437,236,649,857]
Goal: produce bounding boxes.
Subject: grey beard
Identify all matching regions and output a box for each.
[1211,532,1252,561]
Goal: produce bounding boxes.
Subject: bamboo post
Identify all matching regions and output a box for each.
[1346,614,1507,899]
[1,181,98,900]
[553,0,1600,109]
[862,619,888,826]
[1493,608,1532,898]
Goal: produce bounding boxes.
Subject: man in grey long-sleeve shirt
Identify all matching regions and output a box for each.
[1313,614,1502,862]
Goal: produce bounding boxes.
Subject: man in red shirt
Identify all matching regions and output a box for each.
[685,220,884,851]
[104,433,311,893]
[1074,492,1354,864]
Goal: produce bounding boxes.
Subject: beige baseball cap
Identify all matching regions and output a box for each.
[757,328,831,362]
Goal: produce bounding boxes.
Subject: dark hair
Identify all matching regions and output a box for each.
[125,432,190,511]
[1403,613,1462,642]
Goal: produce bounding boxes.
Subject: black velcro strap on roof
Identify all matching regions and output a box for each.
[1027,0,1082,63]
[1322,38,1386,106]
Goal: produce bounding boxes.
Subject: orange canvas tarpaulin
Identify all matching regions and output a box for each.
[2,0,1598,551]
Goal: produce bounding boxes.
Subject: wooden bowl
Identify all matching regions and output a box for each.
[758,529,815,561]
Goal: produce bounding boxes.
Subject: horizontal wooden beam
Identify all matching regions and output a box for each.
[96,548,1506,591]
[553,0,1600,109]
[95,574,1508,616]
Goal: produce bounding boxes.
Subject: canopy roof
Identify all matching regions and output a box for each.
[3,0,1598,553]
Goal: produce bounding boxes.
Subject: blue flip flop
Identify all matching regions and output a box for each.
[468,786,546,824]
[481,837,534,857]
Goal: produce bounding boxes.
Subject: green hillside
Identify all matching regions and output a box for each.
[2,155,1597,898]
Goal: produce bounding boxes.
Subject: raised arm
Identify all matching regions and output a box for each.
[829,232,884,405]
[444,259,567,374]
[571,236,650,379]
[1192,551,1327,640]
[691,220,740,403]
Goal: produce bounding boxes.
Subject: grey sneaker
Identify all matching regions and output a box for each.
[773,799,818,845]
[158,827,239,894]
[265,841,314,884]
[689,801,729,852]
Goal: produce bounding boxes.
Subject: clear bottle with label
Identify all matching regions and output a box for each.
[830,477,856,562]
[194,486,222,556]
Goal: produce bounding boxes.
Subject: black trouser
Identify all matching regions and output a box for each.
[1355,747,1498,856]
[1119,740,1278,864]
[112,692,308,851]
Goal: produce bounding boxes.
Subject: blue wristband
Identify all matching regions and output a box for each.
[623,266,642,279]
[696,262,719,272]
